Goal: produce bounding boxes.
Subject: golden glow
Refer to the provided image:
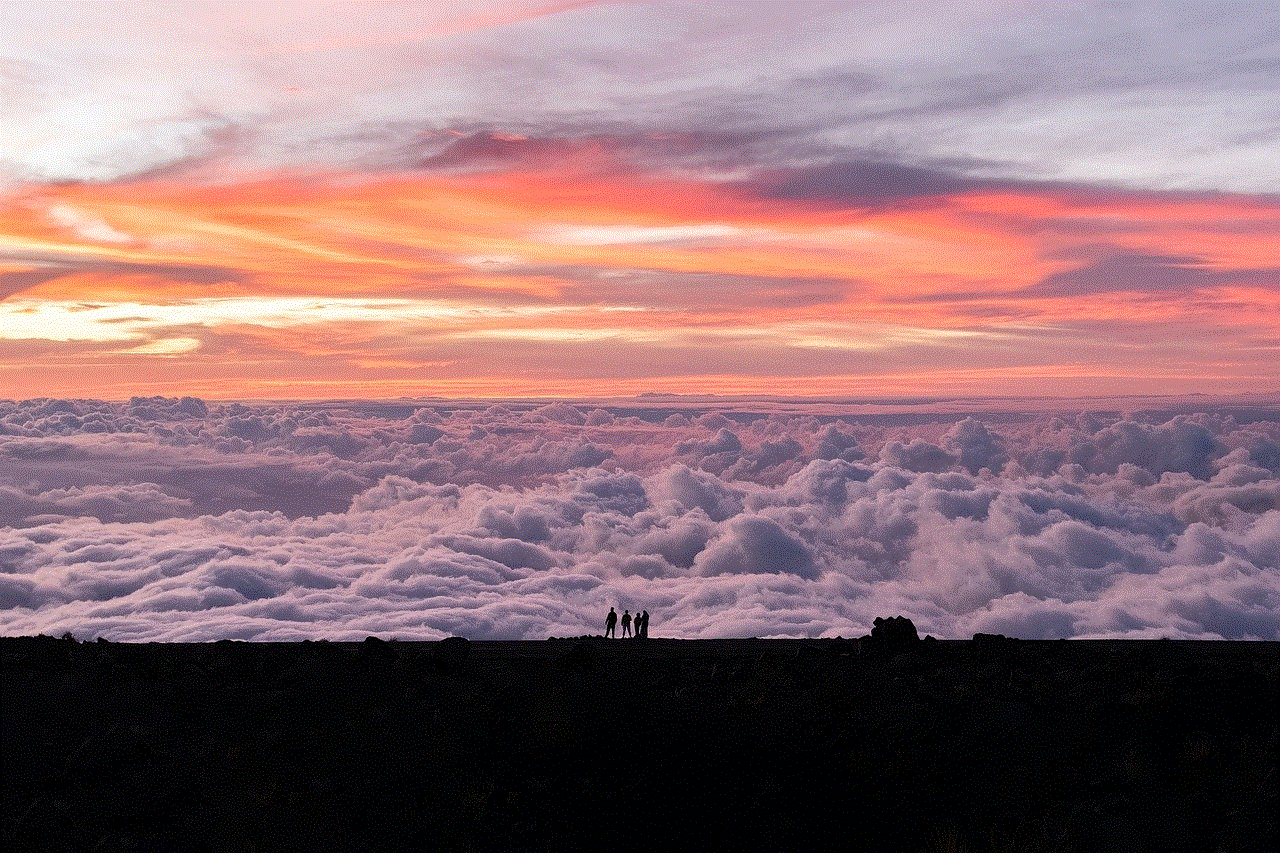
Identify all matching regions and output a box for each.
[2,161,1278,399]
[120,337,202,355]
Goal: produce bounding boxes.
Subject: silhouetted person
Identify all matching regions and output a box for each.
[640,610,650,638]
[605,607,617,638]
[621,610,632,638]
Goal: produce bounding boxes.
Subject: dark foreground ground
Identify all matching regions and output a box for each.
[3,635,1276,853]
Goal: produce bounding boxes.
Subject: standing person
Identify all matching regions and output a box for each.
[640,610,650,638]
[621,610,632,638]
[605,607,617,638]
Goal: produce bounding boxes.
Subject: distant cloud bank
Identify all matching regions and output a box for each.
[2,397,1276,641]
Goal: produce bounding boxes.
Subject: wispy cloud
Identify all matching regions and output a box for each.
[1,2,1277,397]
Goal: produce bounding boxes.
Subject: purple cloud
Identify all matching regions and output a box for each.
[2,396,1278,641]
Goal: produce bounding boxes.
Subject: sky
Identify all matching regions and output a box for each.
[1,0,1278,399]
[1,3,1278,641]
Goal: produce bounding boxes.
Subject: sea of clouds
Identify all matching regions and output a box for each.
[1,396,1277,641]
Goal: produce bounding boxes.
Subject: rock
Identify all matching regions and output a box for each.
[873,616,920,644]
[970,632,1018,664]
[360,635,397,661]
[559,641,597,672]
[971,632,1017,653]
[861,616,921,655]
[830,638,858,657]
[434,636,471,671]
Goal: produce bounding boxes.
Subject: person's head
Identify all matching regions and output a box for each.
[609,606,615,612]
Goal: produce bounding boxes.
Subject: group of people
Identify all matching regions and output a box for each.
[604,607,649,638]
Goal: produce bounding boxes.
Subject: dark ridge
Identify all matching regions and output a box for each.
[3,634,1276,852]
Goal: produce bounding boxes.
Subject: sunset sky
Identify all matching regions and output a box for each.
[2,0,1277,400]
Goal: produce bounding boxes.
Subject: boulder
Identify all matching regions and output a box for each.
[861,616,921,655]
[360,635,397,661]
[970,632,1018,664]
[434,636,471,672]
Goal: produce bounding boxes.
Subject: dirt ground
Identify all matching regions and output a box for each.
[3,635,1276,852]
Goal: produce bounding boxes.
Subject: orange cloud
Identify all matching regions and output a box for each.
[3,161,1278,399]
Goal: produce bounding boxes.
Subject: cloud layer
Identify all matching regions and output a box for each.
[3,397,1277,641]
